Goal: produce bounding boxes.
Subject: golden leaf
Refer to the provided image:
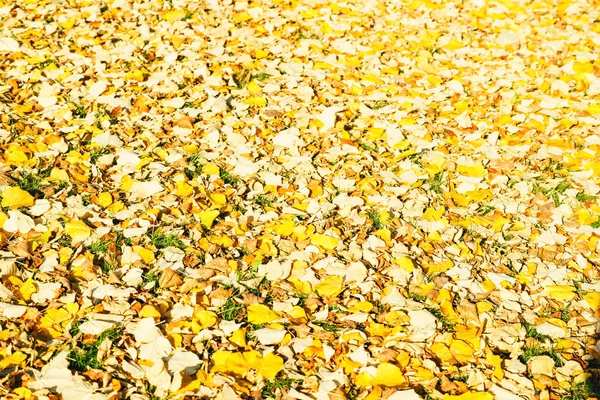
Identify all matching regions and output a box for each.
[310,234,339,250]
[65,219,91,244]
[1,187,35,209]
[247,304,281,324]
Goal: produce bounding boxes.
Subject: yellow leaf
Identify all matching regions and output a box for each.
[255,50,269,59]
[314,276,344,297]
[430,342,454,364]
[444,38,464,50]
[362,74,384,85]
[414,366,436,381]
[286,306,307,319]
[195,310,218,329]
[247,80,262,95]
[211,351,249,376]
[65,219,91,244]
[394,256,414,273]
[229,329,247,347]
[199,209,220,228]
[586,104,600,115]
[375,362,406,386]
[273,219,295,236]
[485,348,504,380]
[544,285,577,301]
[14,387,32,399]
[423,260,454,275]
[208,192,226,205]
[48,168,69,182]
[423,206,445,222]
[584,292,600,310]
[39,308,71,329]
[93,192,113,208]
[449,339,475,364]
[355,371,376,387]
[162,10,187,22]
[107,201,126,214]
[203,163,220,175]
[244,96,267,107]
[18,278,37,301]
[257,352,284,379]
[139,305,161,319]
[233,11,252,23]
[133,246,155,264]
[1,187,35,209]
[492,217,510,232]
[0,351,27,370]
[175,181,194,197]
[457,163,487,177]
[247,304,281,325]
[349,301,374,313]
[310,234,339,250]
[574,61,594,73]
[375,228,391,244]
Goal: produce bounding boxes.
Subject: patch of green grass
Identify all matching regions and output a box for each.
[90,148,110,164]
[217,289,245,321]
[254,195,273,207]
[69,319,82,337]
[144,383,161,400]
[68,327,122,372]
[560,304,572,323]
[359,142,378,152]
[57,234,72,247]
[329,304,347,314]
[371,100,389,110]
[314,320,340,333]
[89,240,109,255]
[451,373,469,383]
[150,231,186,250]
[346,386,359,400]
[562,376,600,400]
[534,181,571,207]
[408,292,428,303]
[114,231,133,247]
[234,204,247,214]
[519,344,563,367]
[71,101,87,118]
[219,167,239,186]
[18,172,41,195]
[477,204,495,216]
[367,209,383,230]
[233,69,251,89]
[426,307,455,332]
[142,272,160,294]
[576,191,596,203]
[101,260,114,275]
[523,321,550,342]
[426,172,444,195]
[252,72,271,81]
[262,377,302,399]
[295,293,308,307]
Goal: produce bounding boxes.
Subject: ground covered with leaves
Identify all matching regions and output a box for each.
[0,0,599,399]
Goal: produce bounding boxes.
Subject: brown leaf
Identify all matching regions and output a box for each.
[159,267,183,289]
[173,116,194,129]
[82,369,106,381]
[8,240,31,258]
[439,375,458,393]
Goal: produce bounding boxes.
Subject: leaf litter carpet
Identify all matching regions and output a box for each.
[0,0,600,399]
